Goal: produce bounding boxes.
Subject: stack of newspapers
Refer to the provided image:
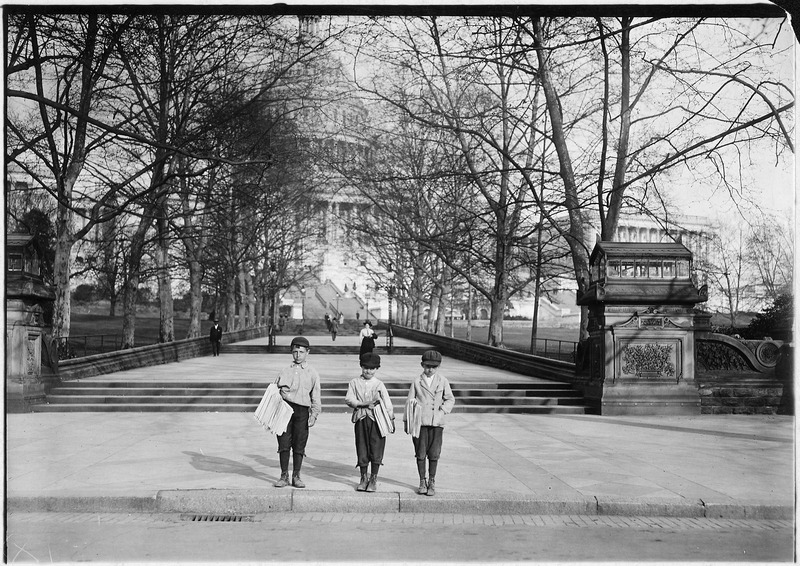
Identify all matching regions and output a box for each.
[374,398,395,437]
[403,398,422,438]
[254,383,294,435]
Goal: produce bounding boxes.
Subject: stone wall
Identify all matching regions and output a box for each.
[57,326,268,382]
[390,325,577,383]
[697,373,785,414]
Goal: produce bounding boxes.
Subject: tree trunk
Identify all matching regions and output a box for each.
[533,17,590,341]
[466,281,473,342]
[187,259,203,339]
[244,267,256,328]
[487,289,506,348]
[121,274,139,349]
[155,199,174,343]
[528,201,546,354]
[51,211,74,341]
[428,286,440,333]
[236,267,247,330]
[121,220,149,349]
[226,274,237,331]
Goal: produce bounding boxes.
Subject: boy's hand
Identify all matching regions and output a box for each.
[308,414,317,427]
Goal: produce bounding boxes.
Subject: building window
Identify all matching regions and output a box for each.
[8,253,23,271]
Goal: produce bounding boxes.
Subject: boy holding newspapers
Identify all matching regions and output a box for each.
[403,350,455,497]
[345,352,395,492]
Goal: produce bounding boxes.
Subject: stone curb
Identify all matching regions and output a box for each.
[8,490,794,519]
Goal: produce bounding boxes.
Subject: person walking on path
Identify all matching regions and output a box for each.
[273,336,322,488]
[358,320,379,357]
[330,316,339,341]
[345,352,394,492]
[209,318,223,356]
[403,350,455,497]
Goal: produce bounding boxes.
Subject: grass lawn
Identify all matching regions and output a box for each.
[451,324,577,348]
[68,312,578,358]
[66,313,215,356]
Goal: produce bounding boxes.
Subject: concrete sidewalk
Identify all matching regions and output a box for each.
[7,409,794,518]
[6,334,796,519]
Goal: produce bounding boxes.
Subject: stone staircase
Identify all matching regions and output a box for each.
[222,344,429,356]
[32,380,589,414]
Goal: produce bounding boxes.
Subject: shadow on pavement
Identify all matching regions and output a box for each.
[184,451,272,483]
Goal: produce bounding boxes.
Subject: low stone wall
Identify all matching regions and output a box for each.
[697,373,786,415]
[57,326,268,382]
[389,325,577,383]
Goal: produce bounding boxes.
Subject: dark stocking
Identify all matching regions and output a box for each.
[416,458,426,480]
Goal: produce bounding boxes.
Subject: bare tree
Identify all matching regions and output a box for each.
[746,211,794,301]
[6,13,133,341]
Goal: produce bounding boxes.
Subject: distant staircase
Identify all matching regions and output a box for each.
[222,344,429,355]
[32,380,589,414]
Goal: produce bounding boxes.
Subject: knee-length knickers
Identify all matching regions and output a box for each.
[412,425,443,461]
[277,402,310,456]
[354,417,385,467]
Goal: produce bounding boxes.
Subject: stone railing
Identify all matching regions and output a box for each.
[695,332,791,415]
[695,332,783,373]
[387,325,577,383]
[56,326,269,382]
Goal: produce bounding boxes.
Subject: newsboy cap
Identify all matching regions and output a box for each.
[360,352,381,369]
[421,350,442,366]
[290,336,310,349]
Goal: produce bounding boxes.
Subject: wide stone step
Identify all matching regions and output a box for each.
[53,380,574,390]
[38,379,589,414]
[222,345,430,355]
[46,395,264,404]
[30,403,590,414]
[49,387,262,396]
[48,387,580,402]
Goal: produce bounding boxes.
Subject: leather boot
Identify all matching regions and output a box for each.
[417,478,427,495]
[292,453,305,488]
[357,473,369,491]
[426,477,436,496]
[366,474,378,492]
[274,472,290,488]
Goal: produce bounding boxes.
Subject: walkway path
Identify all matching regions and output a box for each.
[6,332,794,518]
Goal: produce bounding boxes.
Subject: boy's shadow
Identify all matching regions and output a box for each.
[183,451,271,482]
[246,453,417,491]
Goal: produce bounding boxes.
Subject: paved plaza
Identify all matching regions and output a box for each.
[6,334,795,518]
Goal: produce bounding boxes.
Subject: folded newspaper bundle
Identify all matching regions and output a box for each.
[254,383,293,435]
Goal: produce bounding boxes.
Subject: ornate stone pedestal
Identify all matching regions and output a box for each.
[6,233,57,413]
[578,242,708,415]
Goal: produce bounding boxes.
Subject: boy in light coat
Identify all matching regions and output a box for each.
[403,350,455,496]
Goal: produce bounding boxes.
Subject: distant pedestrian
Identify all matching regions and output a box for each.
[403,350,455,497]
[338,313,344,325]
[330,317,339,341]
[209,318,223,356]
[324,313,331,331]
[359,320,379,357]
[273,336,322,489]
[345,352,394,492]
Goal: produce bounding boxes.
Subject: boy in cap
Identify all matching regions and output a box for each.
[403,350,455,496]
[273,336,322,488]
[345,352,394,492]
